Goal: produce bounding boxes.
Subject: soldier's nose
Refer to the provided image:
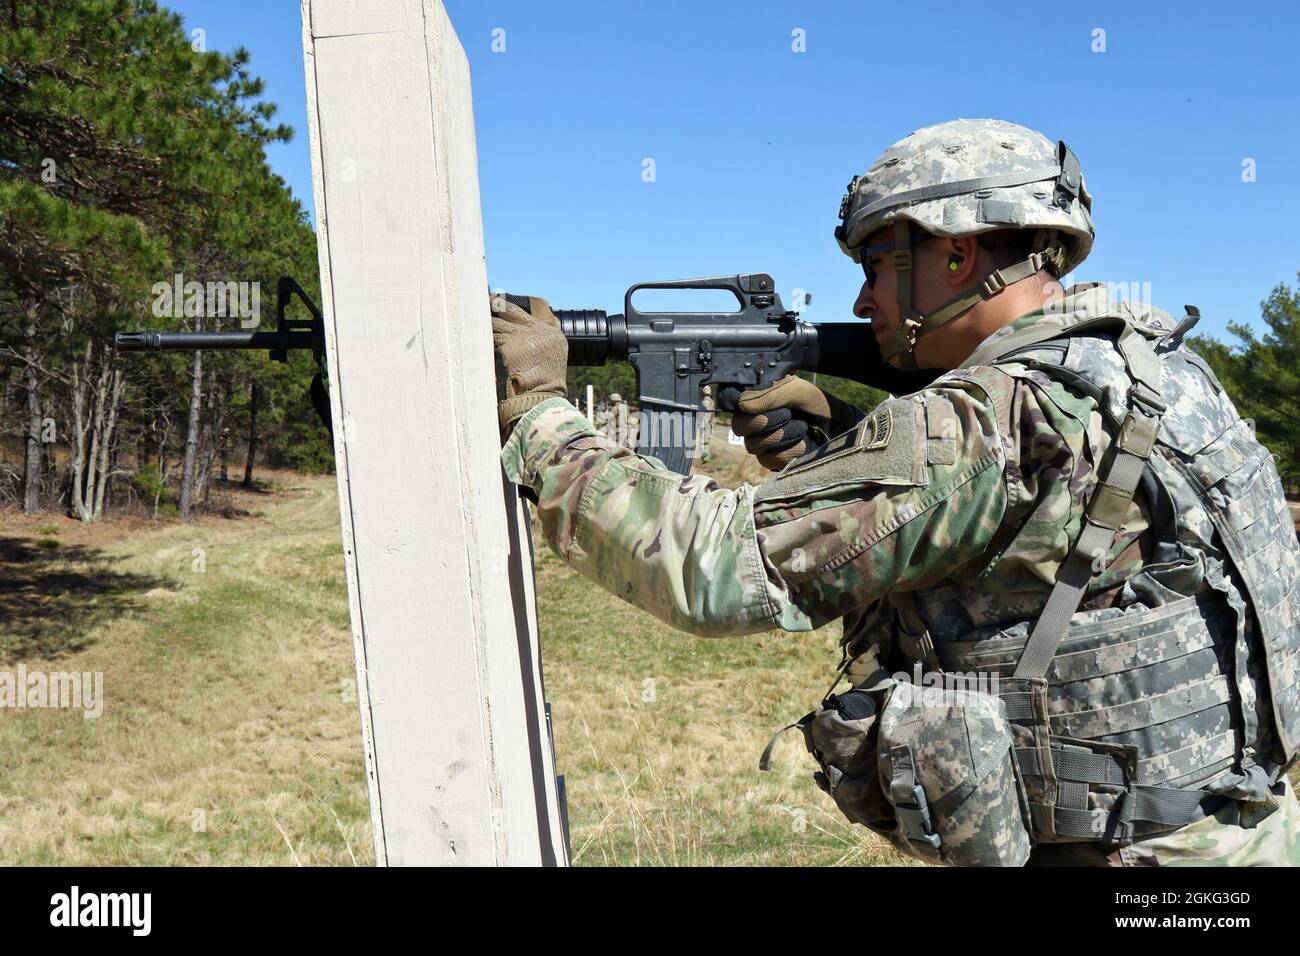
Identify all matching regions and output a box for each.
[853,281,875,320]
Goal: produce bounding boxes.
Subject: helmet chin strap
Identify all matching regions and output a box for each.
[881,220,1050,370]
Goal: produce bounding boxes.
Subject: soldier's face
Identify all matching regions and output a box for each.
[852,226,976,368]
[852,226,947,350]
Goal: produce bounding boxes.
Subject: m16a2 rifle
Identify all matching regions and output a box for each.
[116,275,333,433]
[117,272,936,474]
[520,273,935,473]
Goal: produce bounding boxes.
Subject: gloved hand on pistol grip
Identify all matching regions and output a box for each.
[718,376,866,472]
[490,292,568,437]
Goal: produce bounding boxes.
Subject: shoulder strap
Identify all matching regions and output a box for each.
[1011,326,1166,681]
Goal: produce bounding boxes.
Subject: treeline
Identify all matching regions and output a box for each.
[1189,278,1300,488]
[0,0,328,522]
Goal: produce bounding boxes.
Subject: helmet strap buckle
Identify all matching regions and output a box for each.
[980,269,1009,296]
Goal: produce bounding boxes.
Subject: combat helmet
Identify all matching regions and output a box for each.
[836,119,1095,370]
[607,393,623,404]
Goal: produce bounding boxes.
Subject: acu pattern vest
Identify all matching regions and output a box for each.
[840,289,1300,853]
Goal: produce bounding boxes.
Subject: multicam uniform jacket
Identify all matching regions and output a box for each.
[501,286,1300,866]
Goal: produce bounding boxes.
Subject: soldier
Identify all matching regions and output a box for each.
[624,402,640,452]
[490,119,1300,866]
[593,392,634,449]
[592,392,618,437]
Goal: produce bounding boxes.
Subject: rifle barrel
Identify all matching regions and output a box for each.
[114,330,318,352]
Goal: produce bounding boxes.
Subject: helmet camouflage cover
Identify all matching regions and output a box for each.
[836,119,1096,370]
[836,118,1094,274]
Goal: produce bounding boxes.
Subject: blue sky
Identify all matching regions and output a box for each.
[167,0,1300,342]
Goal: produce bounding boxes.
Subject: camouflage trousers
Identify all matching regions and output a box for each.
[1026,776,1300,867]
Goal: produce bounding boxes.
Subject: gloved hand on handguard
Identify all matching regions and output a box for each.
[490,292,568,438]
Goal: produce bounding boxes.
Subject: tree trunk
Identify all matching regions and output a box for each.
[105,440,121,514]
[69,340,92,521]
[196,365,218,509]
[154,427,169,519]
[22,301,42,514]
[242,381,259,488]
[48,450,62,511]
[92,364,124,519]
[80,354,109,521]
[218,378,231,484]
[179,348,203,521]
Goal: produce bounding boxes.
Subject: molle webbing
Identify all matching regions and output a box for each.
[962,593,1239,790]
[940,593,1220,683]
[1051,779,1225,838]
[1168,425,1300,760]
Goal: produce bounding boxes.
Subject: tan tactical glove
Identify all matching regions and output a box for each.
[719,376,865,472]
[490,293,568,436]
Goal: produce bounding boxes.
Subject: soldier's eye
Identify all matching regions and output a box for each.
[862,259,880,289]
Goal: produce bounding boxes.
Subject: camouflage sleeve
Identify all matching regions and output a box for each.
[751,379,1010,628]
[501,397,783,636]
[502,380,1009,637]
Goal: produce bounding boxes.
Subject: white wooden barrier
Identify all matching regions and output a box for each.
[301,0,567,866]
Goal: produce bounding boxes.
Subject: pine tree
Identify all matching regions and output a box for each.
[0,0,328,519]
[1190,277,1300,487]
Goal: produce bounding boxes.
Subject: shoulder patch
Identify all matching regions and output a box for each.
[754,398,925,503]
[862,407,893,450]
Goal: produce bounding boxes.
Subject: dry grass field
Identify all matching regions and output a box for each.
[0,440,905,866]
[0,472,371,865]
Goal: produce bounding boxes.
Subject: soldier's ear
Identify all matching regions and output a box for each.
[944,236,981,287]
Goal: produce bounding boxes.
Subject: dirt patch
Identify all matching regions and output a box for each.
[0,466,320,551]
[1,510,167,552]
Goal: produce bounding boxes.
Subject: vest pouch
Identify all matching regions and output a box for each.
[877,681,1032,866]
[801,687,894,836]
[999,676,1140,845]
